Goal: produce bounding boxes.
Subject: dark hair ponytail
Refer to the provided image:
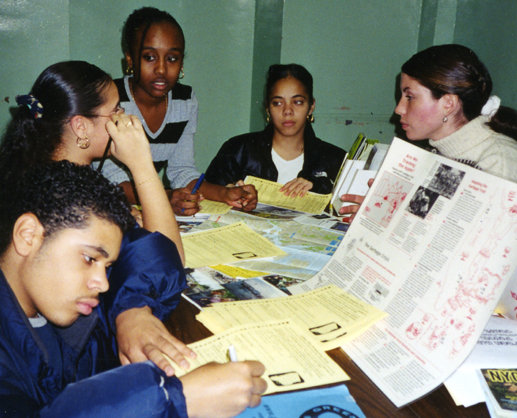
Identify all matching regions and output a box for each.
[488,106,517,139]
[0,61,112,184]
[402,44,517,140]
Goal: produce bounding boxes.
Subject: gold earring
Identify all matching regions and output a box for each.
[179,69,184,79]
[266,113,270,124]
[126,64,133,75]
[76,136,90,149]
[307,114,315,123]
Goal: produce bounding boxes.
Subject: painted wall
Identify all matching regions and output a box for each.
[454,0,517,106]
[0,0,69,126]
[280,0,422,150]
[68,0,256,171]
[1,0,515,172]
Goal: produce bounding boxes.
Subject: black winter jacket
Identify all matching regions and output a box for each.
[206,125,346,194]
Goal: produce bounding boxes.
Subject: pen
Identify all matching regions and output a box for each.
[191,173,205,194]
[96,137,112,172]
[181,173,205,214]
[227,344,238,362]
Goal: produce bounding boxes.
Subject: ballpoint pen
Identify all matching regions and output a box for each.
[181,173,205,214]
[191,173,205,194]
[96,138,112,172]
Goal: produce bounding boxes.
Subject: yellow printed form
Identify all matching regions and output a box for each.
[198,199,232,214]
[183,221,286,268]
[196,285,386,351]
[245,176,331,214]
[167,320,349,394]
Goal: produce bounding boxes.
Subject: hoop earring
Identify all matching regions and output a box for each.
[126,65,133,75]
[76,136,90,149]
[179,69,184,79]
[307,114,315,123]
[442,116,448,123]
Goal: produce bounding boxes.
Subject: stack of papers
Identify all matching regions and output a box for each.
[445,315,517,408]
[167,319,350,394]
[330,133,389,214]
[196,285,386,351]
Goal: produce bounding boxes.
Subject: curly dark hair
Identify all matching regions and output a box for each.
[122,7,185,82]
[0,161,135,255]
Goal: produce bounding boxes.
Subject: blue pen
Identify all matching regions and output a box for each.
[181,174,205,214]
[191,173,205,194]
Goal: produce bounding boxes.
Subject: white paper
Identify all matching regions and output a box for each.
[444,315,517,407]
[292,137,517,407]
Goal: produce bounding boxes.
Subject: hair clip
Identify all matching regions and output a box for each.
[16,94,44,119]
[481,95,500,119]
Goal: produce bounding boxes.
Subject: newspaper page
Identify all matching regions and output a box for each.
[291,137,517,406]
[244,176,331,214]
[167,320,350,394]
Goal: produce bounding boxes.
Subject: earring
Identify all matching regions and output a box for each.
[266,112,270,124]
[76,136,90,149]
[179,69,184,79]
[126,65,133,75]
[307,114,315,123]
[443,116,448,123]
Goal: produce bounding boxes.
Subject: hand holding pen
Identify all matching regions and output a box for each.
[190,173,205,195]
[169,174,205,216]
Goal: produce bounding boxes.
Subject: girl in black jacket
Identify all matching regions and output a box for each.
[206,64,346,196]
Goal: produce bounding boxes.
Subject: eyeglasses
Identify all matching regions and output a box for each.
[93,105,125,118]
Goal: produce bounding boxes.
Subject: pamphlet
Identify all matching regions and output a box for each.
[182,221,285,268]
[444,315,517,407]
[196,284,386,351]
[292,137,517,407]
[244,176,331,214]
[167,320,350,394]
[330,134,388,214]
[478,368,517,417]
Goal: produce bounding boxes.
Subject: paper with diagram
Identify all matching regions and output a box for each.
[292,137,517,406]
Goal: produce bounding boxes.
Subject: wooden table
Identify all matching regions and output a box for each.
[165,298,490,417]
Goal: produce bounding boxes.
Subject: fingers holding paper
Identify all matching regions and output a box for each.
[338,178,374,222]
[338,193,365,223]
[279,177,313,197]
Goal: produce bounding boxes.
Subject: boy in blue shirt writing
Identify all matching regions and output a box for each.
[0,161,266,417]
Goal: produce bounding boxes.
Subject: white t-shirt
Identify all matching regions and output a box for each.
[271,148,304,184]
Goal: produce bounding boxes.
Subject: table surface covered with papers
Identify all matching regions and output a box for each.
[170,202,490,416]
